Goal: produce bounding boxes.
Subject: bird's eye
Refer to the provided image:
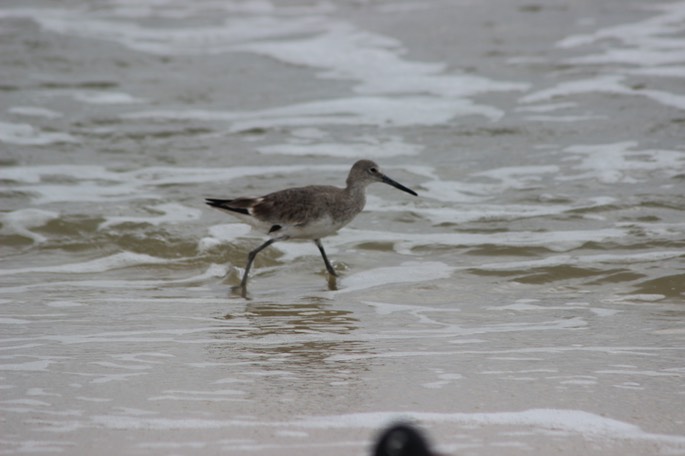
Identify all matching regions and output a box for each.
[369,167,378,174]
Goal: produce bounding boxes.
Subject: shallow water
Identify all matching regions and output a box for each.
[1,0,684,454]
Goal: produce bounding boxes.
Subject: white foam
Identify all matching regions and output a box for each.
[0,164,159,203]
[206,224,253,242]
[262,241,316,263]
[2,8,327,55]
[562,142,685,183]
[33,3,520,130]
[1,163,428,207]
[476,250,685,272]
[338,227,627,254]
[30,183,159,205]
[112,352,175,364]
[492,302,620,318]
[197,237,226,253]
[0,164,118,184]
[8,106,62,118]
[234,21,529,97]
[149,389,246,402]
[287,409,685,447]
[566,48,685,67]
[418,180,490,203]
[557,2,685,67]
[275,430,308,438]
[0,208,60,243]
[1,162,429,188]
[74,396,110,403]
[3,5,525,137]
[0,440,75,453]
[99,203,202,229]
[88,408,684,446]
[0,266,230,293]
[45,301,82,308]
[591,308,620,317]
[135,442,207,450]
[89,415,233,430]
[199,409,685,446]
[474,165,560,188]
[71,91,145,104]
[520,74,627,104]
[0,252,170,276]
[26,388,60,397]
[124,95,503,131]
[0,121,77,145]
[624,294,667,302]
[332,261,455,294]
[418,164,580,209]
[257,137,422,158]
[364,301,460,316]
[521,74,685,111]
[523,114,606,122]
[0,359,57,371]
[414,204,575,225]
[7,6,527,99]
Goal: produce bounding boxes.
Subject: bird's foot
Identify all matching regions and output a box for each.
[327,274,338,291]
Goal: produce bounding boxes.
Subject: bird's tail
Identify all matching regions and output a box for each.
[204,198,250,215]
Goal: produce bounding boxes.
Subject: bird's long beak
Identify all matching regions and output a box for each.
[381,174,418,196]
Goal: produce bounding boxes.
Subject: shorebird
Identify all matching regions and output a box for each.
[373,423,437,456]
[205,159,417,288]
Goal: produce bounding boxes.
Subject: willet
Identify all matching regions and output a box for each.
[205,159,417,288]
[373,423,437,456]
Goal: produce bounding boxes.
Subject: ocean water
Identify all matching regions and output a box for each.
[1,0,684,454]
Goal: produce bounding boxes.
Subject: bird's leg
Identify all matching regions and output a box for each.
[241,238,277,288]
[314,239,337,277]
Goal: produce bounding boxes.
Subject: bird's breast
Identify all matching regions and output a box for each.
[277,214,352,240]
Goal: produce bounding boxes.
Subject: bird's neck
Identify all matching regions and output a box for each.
[343,182,367,213]
[345,180,366,196]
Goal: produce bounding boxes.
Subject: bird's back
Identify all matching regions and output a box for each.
[253,184,363,229]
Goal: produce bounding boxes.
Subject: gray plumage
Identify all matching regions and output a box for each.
[206,159,417,288]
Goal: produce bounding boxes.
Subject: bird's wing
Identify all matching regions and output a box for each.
[252,186,335,226]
